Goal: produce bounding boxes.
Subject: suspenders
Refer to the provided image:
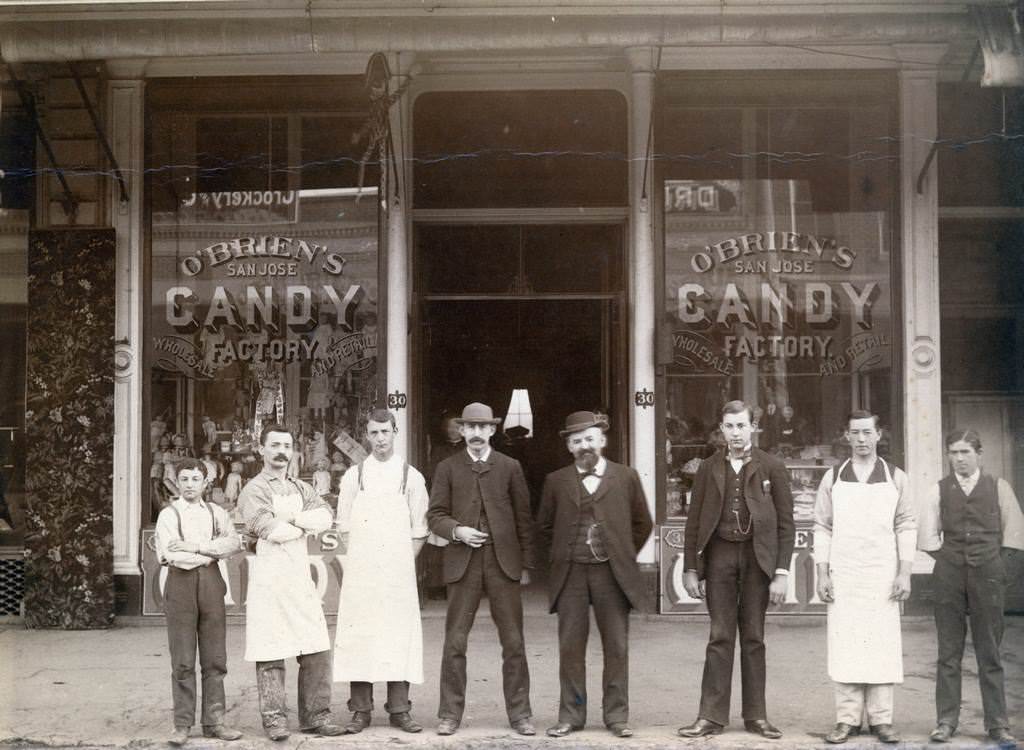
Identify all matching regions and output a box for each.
[357,459,409,494]
[161,501,219,567]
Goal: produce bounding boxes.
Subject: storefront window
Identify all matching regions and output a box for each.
[0,96,31,549]
[659,74,900,524]
[145,78,379,524]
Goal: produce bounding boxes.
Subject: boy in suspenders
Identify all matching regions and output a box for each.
[155,457,244,746]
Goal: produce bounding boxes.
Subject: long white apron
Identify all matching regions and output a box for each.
[244,491,330,662]
[826,459,903,684]
[332,467,423,683]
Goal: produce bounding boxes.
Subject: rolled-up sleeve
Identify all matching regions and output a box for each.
[917,482,943,553]
[812,470,835,565]
[335,469,358,534]
[407,469,430,539]
[998,478,1024,551]
[892,468,917,562]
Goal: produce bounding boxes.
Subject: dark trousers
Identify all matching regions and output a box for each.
[699,536,770,726]
[256,650,332,731]
[555,562,631,727]
[439,544,531,722]
[349,681,411,714]
[932,556,1009,731]
[164,565,228,731]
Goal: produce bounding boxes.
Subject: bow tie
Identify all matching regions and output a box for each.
[580,469,602,478]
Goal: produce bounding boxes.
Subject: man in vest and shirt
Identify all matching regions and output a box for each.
[537,411,653,739]
[918,429,1024,746]
[333,409,429,735]
[238,424,344,741]
[679,400,794,740]
[427,402,537,737]
[814,410,915,744]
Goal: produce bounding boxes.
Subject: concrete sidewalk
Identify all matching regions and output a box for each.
[1,615,1021,750]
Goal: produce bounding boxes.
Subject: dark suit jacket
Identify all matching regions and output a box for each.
[682,447,795,579]
[537,460,654,613]
[427,448,536,583]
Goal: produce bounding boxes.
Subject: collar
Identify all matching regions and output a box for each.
[727,445,753,462]
[956,469,981,485]
[173,496,208,510]
[258,467,290,482]
[467,446,491,463]
[576,457,607,477]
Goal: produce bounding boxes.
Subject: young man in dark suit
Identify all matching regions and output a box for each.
[426,402,536,737]
[679,400,795,740]
[537,411,653,739]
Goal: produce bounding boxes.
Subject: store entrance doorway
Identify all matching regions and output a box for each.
[413,223,628,598]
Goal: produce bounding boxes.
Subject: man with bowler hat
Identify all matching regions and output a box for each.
[426,402,537,736]
[538,411,653,739]
[679,400,794,740]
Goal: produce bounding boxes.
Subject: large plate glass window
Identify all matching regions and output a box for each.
[658,74,901,526]
[145,78,380,524]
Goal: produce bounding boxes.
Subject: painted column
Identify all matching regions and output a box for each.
[108,76,145,577]
[897,45,946,571]
[386,54,414,458]
[626,47,657,564]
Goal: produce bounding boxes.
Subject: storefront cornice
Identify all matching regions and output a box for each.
[0,12,979,63]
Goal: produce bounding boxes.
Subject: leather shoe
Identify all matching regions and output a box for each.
[547,723,583,738]
[511,718,537,736]
[678,718,724,737]
[202,725,242,741]
[302,723,345,736]
[988,727,1017,746]
[265,726,290,742]
[168,727,190,746]
[609,723,634,738]
[344,711,371,734]
[437,718,460,736]
[825,723,861,744]
[745,719,782,739]
[389,712,423,733]
[929,724,956,743]
[871,724,901,743]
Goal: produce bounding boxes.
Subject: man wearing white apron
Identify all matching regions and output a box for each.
[333,408,429,735]
[238,423,344,741]
[814,410,916,744]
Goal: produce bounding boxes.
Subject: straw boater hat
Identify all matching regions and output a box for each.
[454,402,502,425]
[559,410,610,437]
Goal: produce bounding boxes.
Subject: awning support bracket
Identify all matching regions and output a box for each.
[68,61,129,205]
[4,61,79,220]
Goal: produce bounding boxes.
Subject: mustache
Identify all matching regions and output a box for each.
[468,437,486,443]
[274,454,288,461]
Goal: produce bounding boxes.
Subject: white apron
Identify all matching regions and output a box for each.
[244,490,330,662]
[333,461,423,683]
[826,459,903,683]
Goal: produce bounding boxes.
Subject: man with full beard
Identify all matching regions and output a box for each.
[537,411,653,739]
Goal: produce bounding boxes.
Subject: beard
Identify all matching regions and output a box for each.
[573,447,599,471]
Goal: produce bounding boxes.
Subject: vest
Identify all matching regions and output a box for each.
[717,458,753,542]
[939,473,1002,567]
[470,460,493,543]
[571,475,605,563]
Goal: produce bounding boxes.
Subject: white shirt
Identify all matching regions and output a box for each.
[336,453,430,539]
[957,469,981,496]
[155,497,240,570]
[466,446,492,463]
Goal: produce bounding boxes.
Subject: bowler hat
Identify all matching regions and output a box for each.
[455,402,502,425]
[559,410,609,437]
